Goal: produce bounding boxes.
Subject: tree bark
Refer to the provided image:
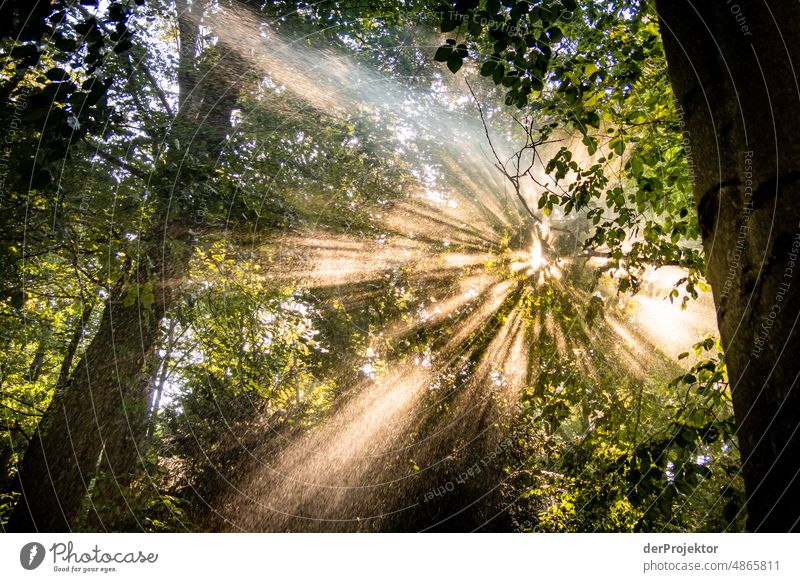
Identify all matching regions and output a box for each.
[7,234,190,531]
[657,0,800,531]
[7,0,247,532]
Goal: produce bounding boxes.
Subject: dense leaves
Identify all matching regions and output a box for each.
[433,0,704,297]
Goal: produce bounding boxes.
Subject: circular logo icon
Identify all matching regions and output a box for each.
[20,542,46,570]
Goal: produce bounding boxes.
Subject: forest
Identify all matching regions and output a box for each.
[1,0,799,533]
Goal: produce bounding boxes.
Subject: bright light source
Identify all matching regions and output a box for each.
[530,239,547,271]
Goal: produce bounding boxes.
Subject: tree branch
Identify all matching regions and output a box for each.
[0,401,43,418]
[465,78,539,220]
[136,55,175,117]
[2,393,46,415]
[84,140,149,180]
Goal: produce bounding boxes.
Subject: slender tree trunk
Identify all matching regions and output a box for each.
[147,319,177,439]
[657,0,800,531]
[54,302,94,395]
[27,323,51,384]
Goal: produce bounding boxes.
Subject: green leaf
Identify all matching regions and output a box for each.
[9,44,39,59]
[480,60,498,76]
[492,63,504,84]
[45,67,69,81]
[630,156,644,178]
[447,53,464,73]
[584,111,601,128]
[582,135,598,155]
[441,18,458,33]
[494,37,508,53]
[434,45,453,62]
[547,27,563,42]
[113,39,134,54]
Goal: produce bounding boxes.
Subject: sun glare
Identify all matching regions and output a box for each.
[529,239,547,271]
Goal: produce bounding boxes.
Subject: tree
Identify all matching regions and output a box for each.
[657,0,800,533]
[2,0,428,532]
[1,0,793,533]
[431,0,800,530]
[5,0,248,531]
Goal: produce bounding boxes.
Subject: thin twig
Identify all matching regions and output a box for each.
[465,78,539,220]
[0,401,43,418]
[85,140,149,180]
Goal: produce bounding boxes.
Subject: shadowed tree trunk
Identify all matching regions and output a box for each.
[7,0,248,532]
[53,302,94,396]
[657,0,800,531]
[8,235,189,532]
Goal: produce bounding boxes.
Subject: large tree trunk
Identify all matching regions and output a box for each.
[657,0,800,531]
[7,233,190,531]
[7,0,247,532]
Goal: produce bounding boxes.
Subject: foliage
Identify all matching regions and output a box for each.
[505,335,741,532]
[432,0,705,298]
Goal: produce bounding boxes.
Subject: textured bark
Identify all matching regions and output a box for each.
[8,235,190,532]
[657,0,800,531]
[7,0,247,532]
